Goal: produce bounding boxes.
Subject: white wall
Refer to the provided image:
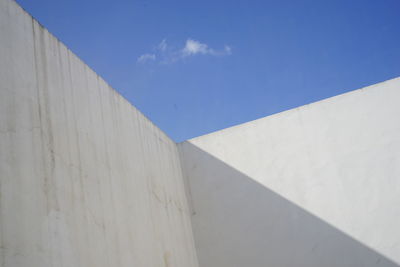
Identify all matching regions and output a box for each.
[2,0,400,266]
[179,78,400,267]
[0,0,198,266]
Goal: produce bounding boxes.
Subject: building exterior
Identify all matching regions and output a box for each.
[1,0,399,266]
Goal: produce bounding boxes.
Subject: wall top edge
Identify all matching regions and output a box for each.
[10,0,176,144]
[180,76,400,144]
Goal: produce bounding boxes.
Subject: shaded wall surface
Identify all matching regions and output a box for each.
[0,0,198,266]
[179,78,400,267]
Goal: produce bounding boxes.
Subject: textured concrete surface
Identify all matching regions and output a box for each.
[2,0,400,266]
[179,78,400,267]
[0,0,198,266]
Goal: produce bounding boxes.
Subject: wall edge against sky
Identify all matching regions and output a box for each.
[12,0,176,143]
[182,76,400,143]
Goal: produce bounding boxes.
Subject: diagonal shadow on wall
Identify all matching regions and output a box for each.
[179,142,399,267]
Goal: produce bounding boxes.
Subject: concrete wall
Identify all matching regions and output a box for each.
[179,78,400,267]
[2,0,400,266]
[0,0,198,266]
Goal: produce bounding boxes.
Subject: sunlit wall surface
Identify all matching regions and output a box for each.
[179,78,400,267]
[1,0,400,266]
[0,0,198,266]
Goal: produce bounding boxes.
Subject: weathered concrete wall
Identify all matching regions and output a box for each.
[0,0,198,266]
[2,0,400,266]
[179,78,400,267]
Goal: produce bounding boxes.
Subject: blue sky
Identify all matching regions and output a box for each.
[17,0,400,142]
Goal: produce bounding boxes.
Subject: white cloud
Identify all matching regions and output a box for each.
[181,39,232,57]
[137,53,156,63]
[158,39,167,52]
[182,39,210,56]
[138,39,232,65]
